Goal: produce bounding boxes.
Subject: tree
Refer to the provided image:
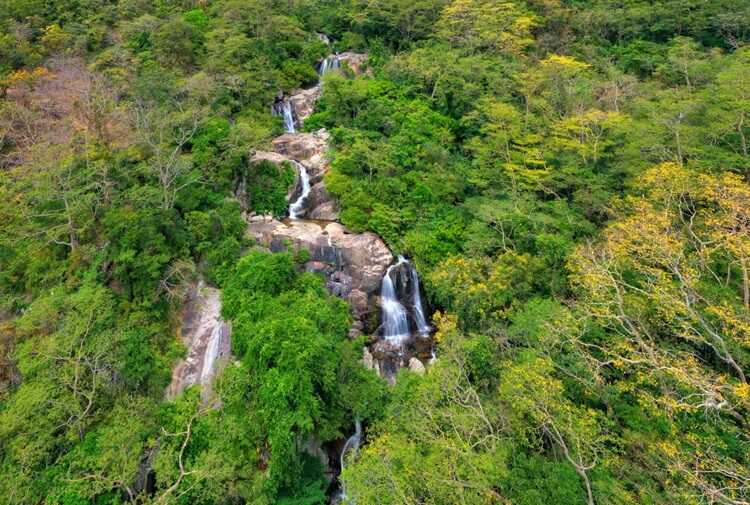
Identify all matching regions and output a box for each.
[436,0,536,56]
[131,99,202,211]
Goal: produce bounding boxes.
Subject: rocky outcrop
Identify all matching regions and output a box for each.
[254,129,337,220]
[337,52,369,76]
[408,357,426,374]
[272,130,329,170]
[166,284,231,400]
[287,86,321,123]
[247,219,392,327]
[251,49,434,383]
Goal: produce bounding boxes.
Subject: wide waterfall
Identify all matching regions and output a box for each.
[379,255,432,344]
[288,162,311,219]
[380,256,410,342]
[319,56,340,76]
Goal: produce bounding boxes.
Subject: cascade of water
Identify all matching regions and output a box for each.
[272,101,297,133]
[288,162,311,219]
[337,419,362,504]
[201,321,224,384]
[407,260,432,334]
[319,56,340,76]
[281,101,296,133]
[380,257,410,343]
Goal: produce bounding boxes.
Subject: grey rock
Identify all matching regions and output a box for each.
[408,357,426,375]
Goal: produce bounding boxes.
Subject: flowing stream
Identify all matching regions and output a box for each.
[319,56,340,76]
[263,46,434,503]
[288,162,311,219]
[407,259,431,334]
[200,322,224,384]
[380,256,410,343]
[335,419,362,504]
[272,101,296,133]
[281,101,296,133]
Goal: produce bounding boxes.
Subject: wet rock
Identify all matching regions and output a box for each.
[305,260,330,274]
[166,283,231,400]
[300,437,333,482]
[288,86,321,123]
[247,219,392,325]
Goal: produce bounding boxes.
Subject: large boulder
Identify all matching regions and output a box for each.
[337,52,369,76]
[308,201,339,221]
[247,219,392,322]
[272,130,329,163]
[288,86,322,123]
[250,150,293,166]
[306,181,332,212]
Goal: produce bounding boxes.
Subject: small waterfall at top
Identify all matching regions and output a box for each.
[335,419,362,504]
[288,162,311,219]
[380,256,410,343]
[407,259,431,334]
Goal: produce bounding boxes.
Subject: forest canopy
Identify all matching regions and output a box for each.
[1,0,749,504]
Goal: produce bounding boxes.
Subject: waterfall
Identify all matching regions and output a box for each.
[201,320,224,384]
[337,419,362,504]
[380,257,410,343]
[288,162,311,219]
[407,259,431,334]
[319,56,340,76]
[281,101,296,133]
[273,101,296,133]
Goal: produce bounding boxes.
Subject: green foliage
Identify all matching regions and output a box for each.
[221,252,386,497]
[245,160,296,218]
[2,0,750,504]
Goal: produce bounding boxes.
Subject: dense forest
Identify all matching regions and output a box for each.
[1,0,750,504]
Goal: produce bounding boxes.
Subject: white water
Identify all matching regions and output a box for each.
[200,322,224,384]
[319,56,340,76]
[407,259,432,334]
[281,101,296,133]
[288,162,311,219]
[337,419,363,504]
[381,256,410,343]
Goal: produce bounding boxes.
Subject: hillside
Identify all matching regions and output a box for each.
[1,1,749,504]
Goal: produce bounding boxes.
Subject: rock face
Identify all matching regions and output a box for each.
[247,219,392,326]
[255,129,338,220]
[166,284,231,400]
[287,86,321,123]
[249,50,434,382]
[272,130,329,170]
[337,52,369,75]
